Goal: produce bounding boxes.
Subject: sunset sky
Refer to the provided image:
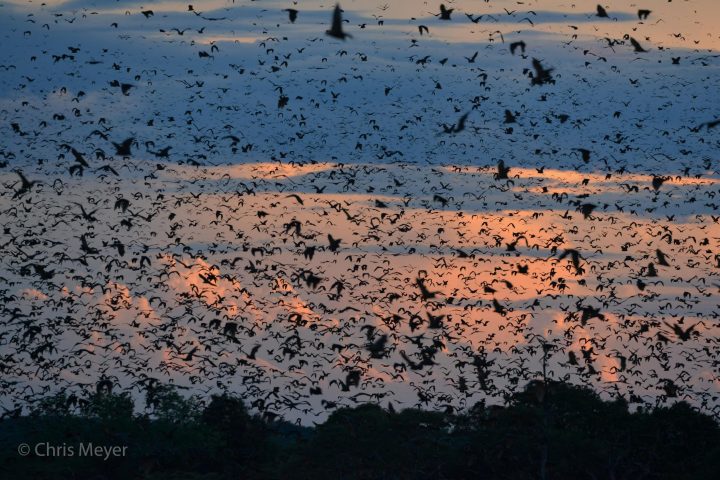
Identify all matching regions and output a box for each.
[0,0,718,423]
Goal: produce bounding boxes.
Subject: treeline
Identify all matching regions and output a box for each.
[1,381,718,479]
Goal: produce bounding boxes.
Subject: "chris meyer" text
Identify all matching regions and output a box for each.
[35,442,127,460]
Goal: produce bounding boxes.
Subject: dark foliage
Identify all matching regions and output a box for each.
[1,382,718,479]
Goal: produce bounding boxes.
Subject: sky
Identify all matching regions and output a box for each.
[0,0,718,423]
